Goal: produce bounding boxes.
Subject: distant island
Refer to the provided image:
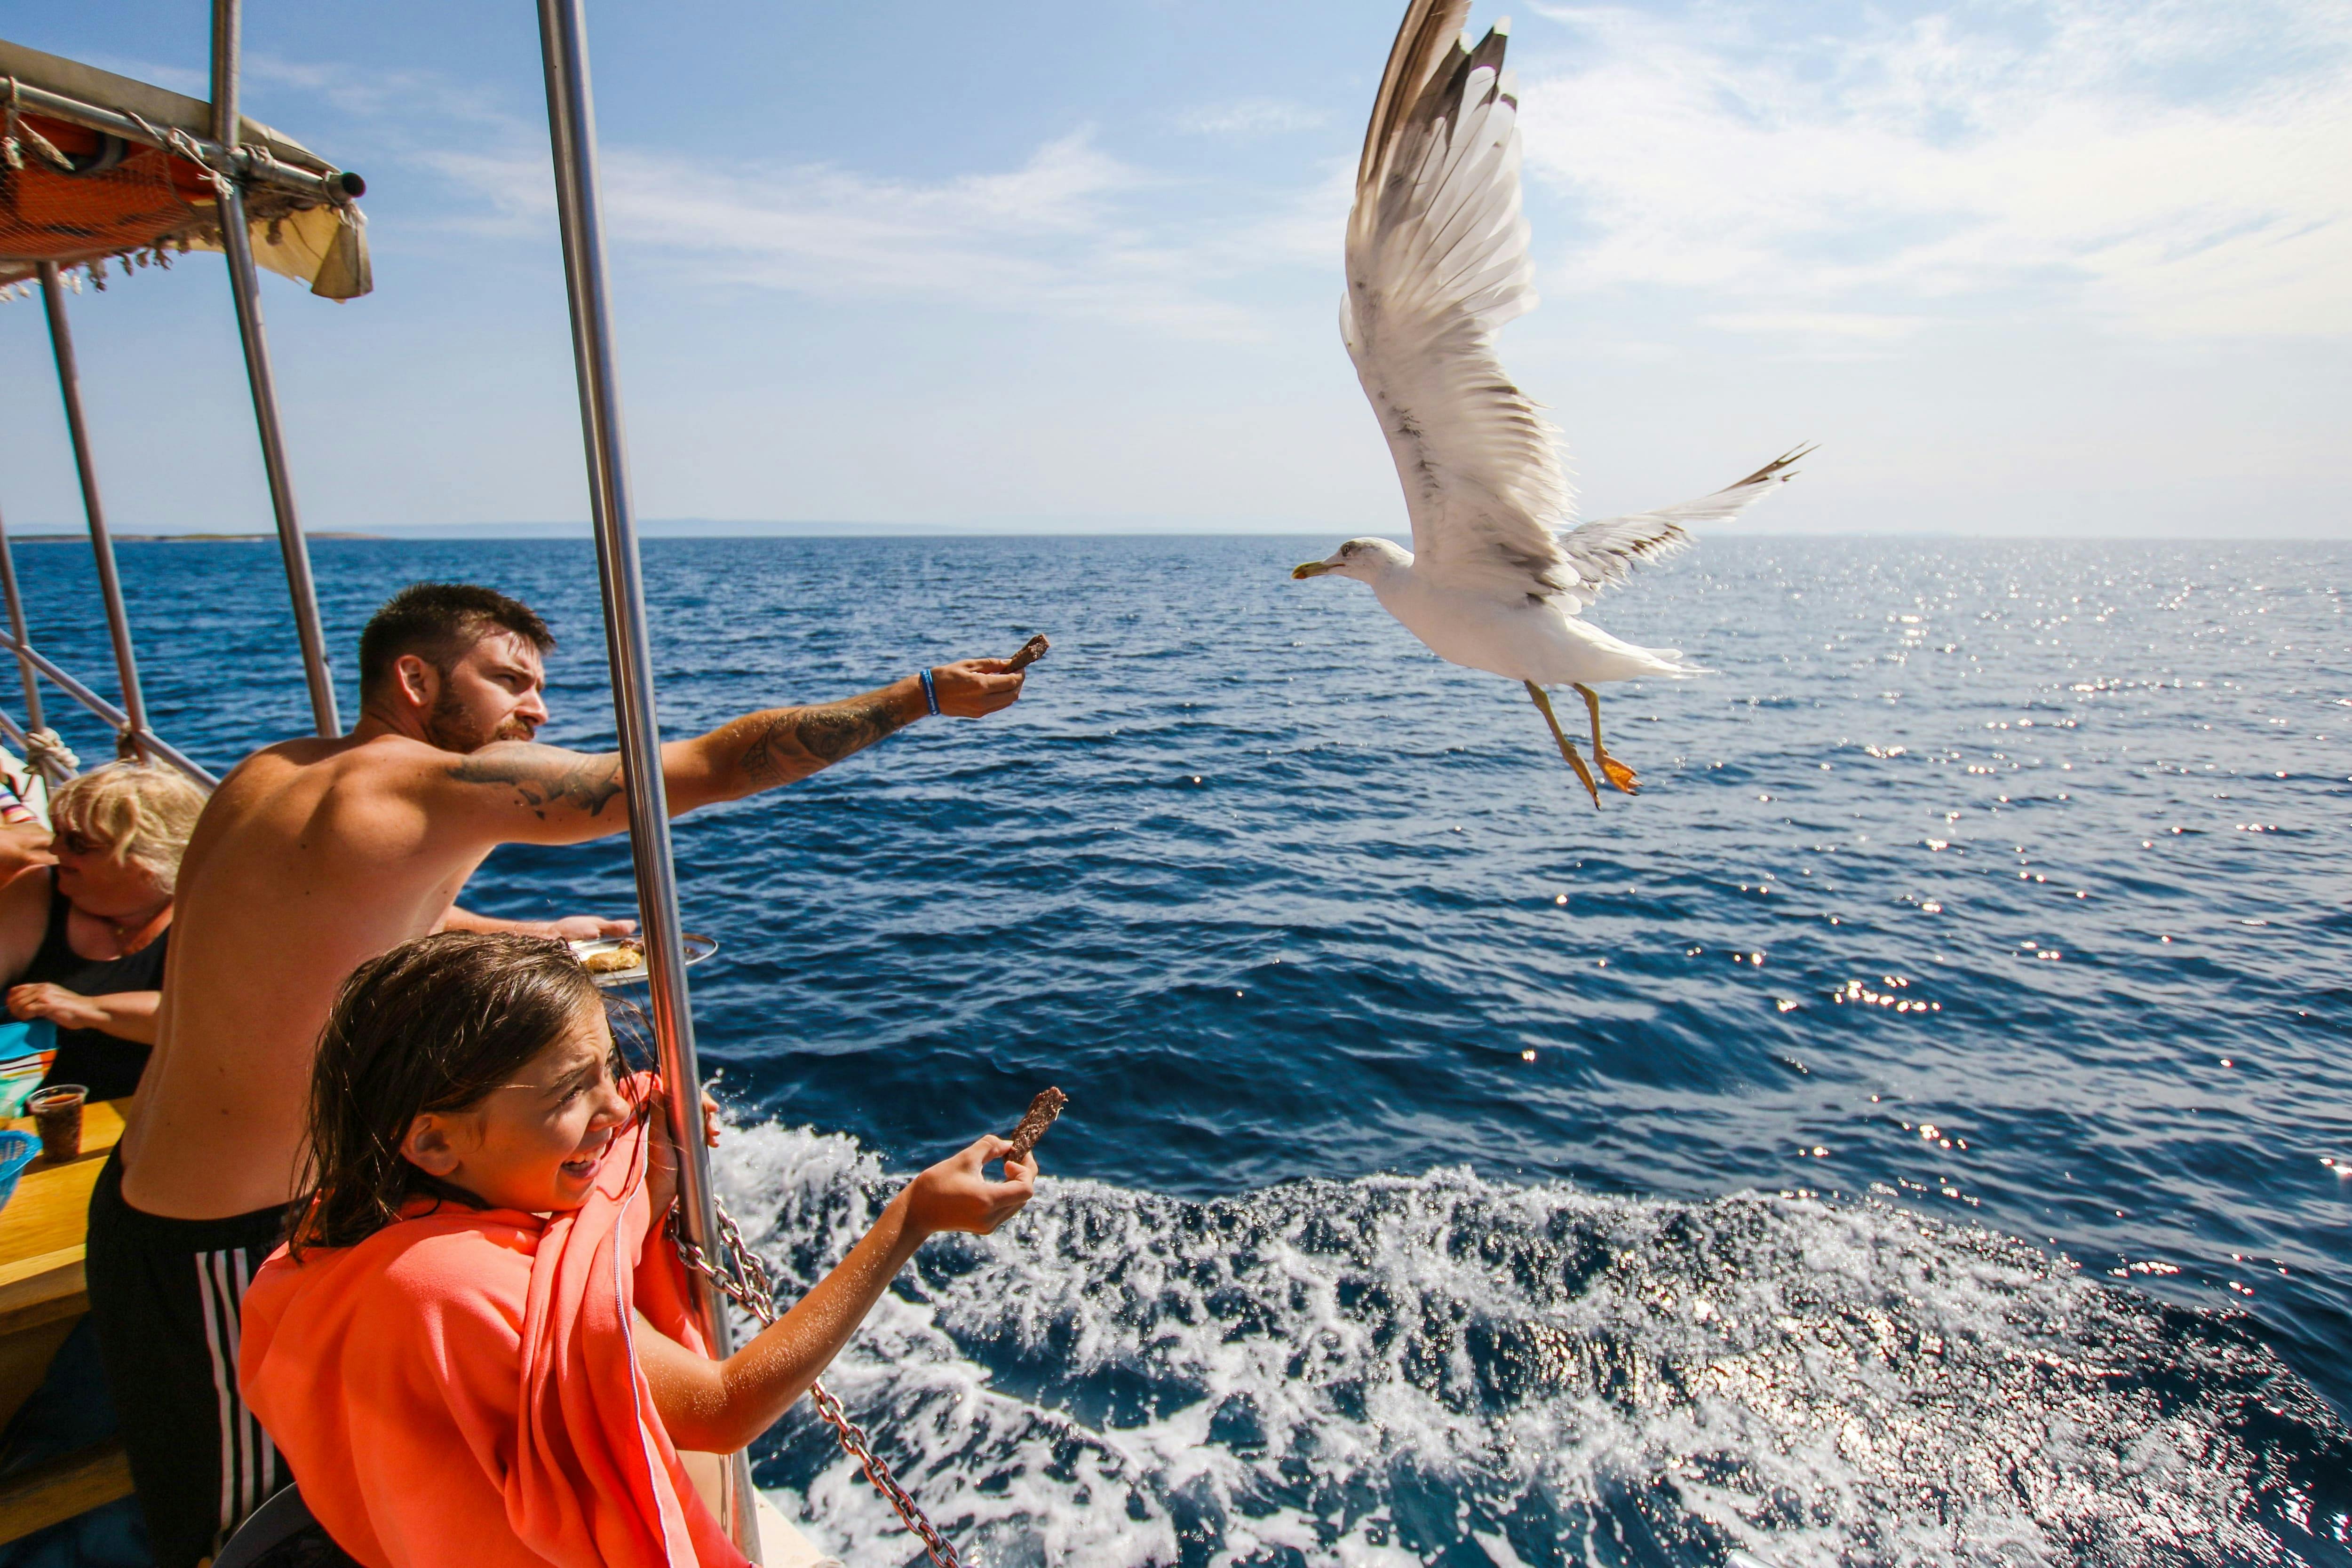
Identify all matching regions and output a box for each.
[3,517,1327,541]
[16,531,386,543]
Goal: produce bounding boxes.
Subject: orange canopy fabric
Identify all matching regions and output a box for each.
[240,1097,747,1568]
[0,117,213,268]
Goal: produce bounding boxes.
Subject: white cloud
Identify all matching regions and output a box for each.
[1177,98,1330,137]
[247,55,524,131]
[1516,0,2352,337]
[233,55,1342,344]
[1702,311,1928,343]
[424,129,1283,340]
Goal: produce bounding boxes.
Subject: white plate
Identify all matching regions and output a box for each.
[570,932,719,988]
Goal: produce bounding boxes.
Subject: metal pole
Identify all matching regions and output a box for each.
[212,0,342,737]
[38,263,151,762]
[533,2,763,1558]
[0,505,47,734]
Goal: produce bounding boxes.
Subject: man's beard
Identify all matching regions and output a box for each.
[423,689,538,753]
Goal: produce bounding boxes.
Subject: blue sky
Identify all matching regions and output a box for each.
[0,0,2345,537]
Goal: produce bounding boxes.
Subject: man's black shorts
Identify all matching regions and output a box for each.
[83,1148,293,1568]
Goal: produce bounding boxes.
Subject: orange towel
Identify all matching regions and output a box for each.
[240,1095,747,1568]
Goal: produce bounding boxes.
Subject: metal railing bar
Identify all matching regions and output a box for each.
[212,0,341,739]
[0,632,217,787]
[38,263,153,766]
[534,0,759,1557]
[0,507,45,736]
[2,77,352,205]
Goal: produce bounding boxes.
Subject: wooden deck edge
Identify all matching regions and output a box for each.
[0,1258,86,1338]
[0,1438,134,1544]
[0,1250,82,1298]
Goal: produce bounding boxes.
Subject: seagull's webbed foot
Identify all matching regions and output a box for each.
[1526,681,1601,808]
[1573,683,1639,795]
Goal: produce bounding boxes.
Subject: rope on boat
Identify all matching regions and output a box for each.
[2,77,72,174]
[22,728,77,778]
[672,1198,969,1568]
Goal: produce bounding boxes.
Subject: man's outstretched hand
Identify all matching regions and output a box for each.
[539,914,639,942]
[930,658,1027,718]
[439,907,638,942]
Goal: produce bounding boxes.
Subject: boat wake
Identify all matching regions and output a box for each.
[717,1123,2352,1568]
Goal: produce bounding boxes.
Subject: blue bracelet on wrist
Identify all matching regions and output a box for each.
[919,667,941,716]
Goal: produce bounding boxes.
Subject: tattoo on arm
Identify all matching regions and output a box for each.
[739,697,910,788]
[449,748,627,822]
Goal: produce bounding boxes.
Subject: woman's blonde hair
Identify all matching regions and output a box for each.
[50,762,208,894]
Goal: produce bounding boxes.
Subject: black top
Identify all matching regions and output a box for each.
[25,871,168,1101]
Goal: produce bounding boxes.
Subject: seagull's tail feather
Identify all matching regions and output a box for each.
[1639,648,1712,679]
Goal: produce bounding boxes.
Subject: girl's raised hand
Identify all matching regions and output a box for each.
[903,1135,1037,1238]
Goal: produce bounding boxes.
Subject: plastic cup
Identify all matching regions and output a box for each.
[26,1085,85,1164]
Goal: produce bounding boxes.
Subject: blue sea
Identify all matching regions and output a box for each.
[9,533,2350,1566]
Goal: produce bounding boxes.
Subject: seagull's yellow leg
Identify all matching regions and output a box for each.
[1573,682,1639,794]
[1526,681,1600,808]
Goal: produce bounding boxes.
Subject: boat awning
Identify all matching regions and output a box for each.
[0,38,370,299]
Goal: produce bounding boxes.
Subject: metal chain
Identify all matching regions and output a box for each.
[671,1199,969,1568]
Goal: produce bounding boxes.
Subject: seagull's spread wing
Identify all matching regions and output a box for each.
[1551,447,1814,612]
[1344,1,1573,604]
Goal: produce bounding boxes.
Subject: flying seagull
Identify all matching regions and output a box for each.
[1292,0,1810,806]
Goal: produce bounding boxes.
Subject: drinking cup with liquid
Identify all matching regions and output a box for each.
[25,1085,85,1163]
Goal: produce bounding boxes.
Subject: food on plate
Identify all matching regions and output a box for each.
[580,942,644,975]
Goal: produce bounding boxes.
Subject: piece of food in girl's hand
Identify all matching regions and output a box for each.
[1003,634,1050,672]
[1003,1086,1066,1169]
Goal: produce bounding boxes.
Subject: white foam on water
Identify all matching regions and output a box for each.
[715,1121,2349,1567]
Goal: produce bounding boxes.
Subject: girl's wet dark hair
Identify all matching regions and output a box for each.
[289,931,639,1258]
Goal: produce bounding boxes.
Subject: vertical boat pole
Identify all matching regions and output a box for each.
[37,262,150,761]
[533,2,763,1559]
[211,0,342,737]
[0,506,54,775]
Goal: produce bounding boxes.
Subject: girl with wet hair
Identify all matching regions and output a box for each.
[239,931,1035,1568]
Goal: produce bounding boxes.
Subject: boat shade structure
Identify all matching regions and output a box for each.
[532,0,763,1557]
[0,38,369,299]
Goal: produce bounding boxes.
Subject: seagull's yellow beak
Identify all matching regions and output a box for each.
[1292,560,1334,579]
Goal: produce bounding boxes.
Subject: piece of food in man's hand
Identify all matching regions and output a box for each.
[1004,634,1051,673]
[582,942,645,974]
[1004,1086,1067,1168]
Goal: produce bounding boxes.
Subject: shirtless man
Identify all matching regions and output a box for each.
[85,582,1024,1568]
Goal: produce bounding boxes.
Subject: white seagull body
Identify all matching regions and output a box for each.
[1293,0,1809,805]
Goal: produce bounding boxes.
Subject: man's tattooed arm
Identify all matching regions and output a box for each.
[448,746,627,822]
[440,680,936,836]
[734,692,914,789]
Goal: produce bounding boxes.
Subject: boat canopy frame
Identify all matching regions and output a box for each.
[533,0,762,1554]
[1,7,749,1551]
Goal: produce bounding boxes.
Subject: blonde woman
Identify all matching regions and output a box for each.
[0,762,207,1101]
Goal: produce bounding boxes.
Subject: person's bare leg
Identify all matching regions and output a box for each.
[1573,682,1638,794]
[1526,681,1599,807]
